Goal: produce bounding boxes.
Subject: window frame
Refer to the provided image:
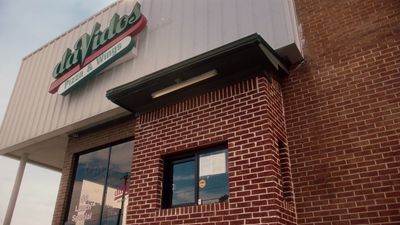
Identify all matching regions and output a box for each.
[162,145,228,209]
[63,137,133,225]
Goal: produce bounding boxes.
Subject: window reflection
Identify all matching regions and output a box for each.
[101,142,132,225]
[65,148,109,225]
[172,160,195,207]
[65,141,133,225]
[163,146,229,208]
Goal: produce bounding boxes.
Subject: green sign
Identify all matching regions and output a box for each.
[58,36,135,95]
[49,2,147,94]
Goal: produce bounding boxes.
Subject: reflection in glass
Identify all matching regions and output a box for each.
[101,141,133,225]
[172,160,195,207]
[199,150,228,204]
[65,148,109,225]
[65,141,133,225]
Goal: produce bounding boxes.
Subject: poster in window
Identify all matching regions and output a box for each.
[199,151,226,177]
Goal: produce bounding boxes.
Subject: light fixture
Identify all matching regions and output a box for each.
[151,69,218,98]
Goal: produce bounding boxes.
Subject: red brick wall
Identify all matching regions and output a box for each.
[283,0,400,224]
[128,75,296,224]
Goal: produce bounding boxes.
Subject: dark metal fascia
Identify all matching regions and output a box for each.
[106,33,288,102]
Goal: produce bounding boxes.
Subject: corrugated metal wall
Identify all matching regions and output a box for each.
[0,0,299,152]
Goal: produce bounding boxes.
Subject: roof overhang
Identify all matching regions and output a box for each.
[107,33,302,114]
[0,107,129,171]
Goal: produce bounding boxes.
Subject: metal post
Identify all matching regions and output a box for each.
[3,153,29,225]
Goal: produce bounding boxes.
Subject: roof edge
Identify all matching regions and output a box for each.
[106,33,297,114]
[4,153,62,172]
[107,33,289,102]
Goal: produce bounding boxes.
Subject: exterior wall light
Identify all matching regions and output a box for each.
[151,70,218,98]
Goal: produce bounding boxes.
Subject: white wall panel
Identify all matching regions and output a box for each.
[0,0,300,153]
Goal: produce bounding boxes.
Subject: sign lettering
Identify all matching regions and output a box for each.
[49,2,147,95]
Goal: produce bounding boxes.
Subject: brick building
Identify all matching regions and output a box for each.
[0,0,399,225]
[285,1,400,224]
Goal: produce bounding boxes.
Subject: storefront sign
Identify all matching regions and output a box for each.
[49,2,147,95]
[58,36,134,95]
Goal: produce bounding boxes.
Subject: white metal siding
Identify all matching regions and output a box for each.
[0,0,299,152]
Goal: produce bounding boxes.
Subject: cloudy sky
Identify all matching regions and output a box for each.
[0,0,115,224]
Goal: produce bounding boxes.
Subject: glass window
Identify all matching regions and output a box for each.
[199,150,228,204]
[100,142,132,225]
[163,145,228,208]
[65,140,133,225]
[172,159,195,206]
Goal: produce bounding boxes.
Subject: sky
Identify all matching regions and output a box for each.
[0,0,115,224]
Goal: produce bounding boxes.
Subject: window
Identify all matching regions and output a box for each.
[64,140,133,225]
[162,145,229,208]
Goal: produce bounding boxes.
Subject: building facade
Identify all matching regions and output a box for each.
[285,1,400,224]
[0,0,399,225]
